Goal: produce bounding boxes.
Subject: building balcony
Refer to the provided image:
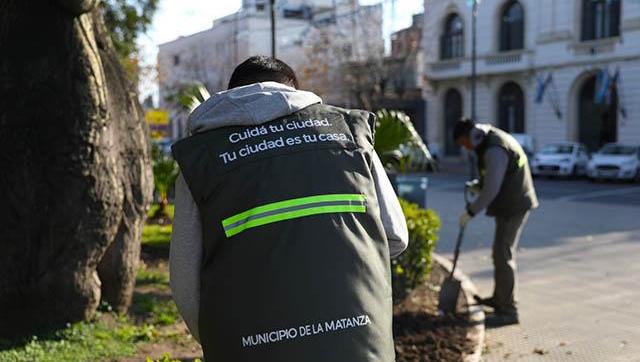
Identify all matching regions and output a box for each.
[426,49,532,80]
[429,59,462,72]
[484,50,524,66]
[570,37,619,56]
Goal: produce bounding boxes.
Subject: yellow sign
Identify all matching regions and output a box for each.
[145,109,169,126]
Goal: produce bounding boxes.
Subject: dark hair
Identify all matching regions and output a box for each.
[452,118,476,141]
[228,56,299,89]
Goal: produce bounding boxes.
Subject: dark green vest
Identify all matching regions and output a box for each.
[475,126,538,217]
[172,104,395,362]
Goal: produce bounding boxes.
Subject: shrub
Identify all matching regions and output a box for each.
[392,199,440,302]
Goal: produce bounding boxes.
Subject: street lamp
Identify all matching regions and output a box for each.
[270,0,276,58]
[467,0,480,179]
[468,0,480,121]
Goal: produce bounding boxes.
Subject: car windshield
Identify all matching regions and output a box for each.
[598,145,637,155]
[540,144,573,155]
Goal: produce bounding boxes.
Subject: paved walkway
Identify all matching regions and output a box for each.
[427,177,640,361]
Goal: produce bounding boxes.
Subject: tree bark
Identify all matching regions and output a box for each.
[0,0,153,338]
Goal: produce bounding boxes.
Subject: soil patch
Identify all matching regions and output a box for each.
[393,262,477,362]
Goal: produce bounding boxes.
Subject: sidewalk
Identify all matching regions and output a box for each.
[428,181,640,361]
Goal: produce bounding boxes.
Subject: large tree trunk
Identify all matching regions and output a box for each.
[0,0,153,338]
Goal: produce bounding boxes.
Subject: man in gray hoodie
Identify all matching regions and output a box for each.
[170,56,408,361]
[454,118,538,327]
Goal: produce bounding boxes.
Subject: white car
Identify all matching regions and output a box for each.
[531,142,590,177]
[587,144,640,182]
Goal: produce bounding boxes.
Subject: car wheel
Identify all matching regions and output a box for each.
[635,169,640,183]
[569,165,578,180]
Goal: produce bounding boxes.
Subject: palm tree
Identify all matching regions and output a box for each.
[374,109,436,173]
[149,144,179,223]
[175,82,211,114]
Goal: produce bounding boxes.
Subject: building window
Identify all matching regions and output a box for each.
[581,0,621,41]
[284,6,311,20]
[498,82,525,133]
[500,1,524,51]
[256,0,265,11]
[173,55,180,66]
[444,89,463,156]
[441,14,464,60]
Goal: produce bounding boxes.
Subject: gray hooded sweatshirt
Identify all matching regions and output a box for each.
[170,82,409,342]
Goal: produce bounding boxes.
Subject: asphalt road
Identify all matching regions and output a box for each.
[426,172,640,208]
[423,172,640,361]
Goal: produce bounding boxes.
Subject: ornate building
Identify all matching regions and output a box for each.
[423,0,640,156]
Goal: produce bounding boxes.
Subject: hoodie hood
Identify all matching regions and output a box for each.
[187,82,322,135]
[471,123,491,147]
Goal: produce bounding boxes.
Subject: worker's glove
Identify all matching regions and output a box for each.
[465,179,482,195]
[459,211,473,228]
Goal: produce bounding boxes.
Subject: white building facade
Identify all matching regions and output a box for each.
[158,0,383,139]
[422,0,640,156]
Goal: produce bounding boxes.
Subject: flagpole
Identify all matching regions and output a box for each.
[270,0,276,58]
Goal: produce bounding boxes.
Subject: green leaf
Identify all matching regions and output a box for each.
[177,83,211,113]
[373,109,435,172]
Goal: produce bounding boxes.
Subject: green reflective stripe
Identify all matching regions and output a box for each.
[222,195,367,238]
[222,194,365,227]
[517,154,527,168]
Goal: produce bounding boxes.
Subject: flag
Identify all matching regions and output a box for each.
[535,73,552,104]
[606,68,620,106]
[594,68,610,104]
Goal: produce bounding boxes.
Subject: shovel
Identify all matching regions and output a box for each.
[438,185,471,314]
[437,225,465,314]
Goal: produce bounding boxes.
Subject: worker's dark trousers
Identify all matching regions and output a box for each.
[492,211,530,314]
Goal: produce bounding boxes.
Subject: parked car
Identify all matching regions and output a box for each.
[531,142,590,178]
[587,143,640,182]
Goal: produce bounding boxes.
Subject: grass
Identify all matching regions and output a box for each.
[0,204,202,361]
[132,293,180,326]
[0,269,178,362]
[137,266,170,287]
[142,224,173,247]
[0,314,156,362]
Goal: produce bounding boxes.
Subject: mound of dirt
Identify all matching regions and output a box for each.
[393,264,477,362]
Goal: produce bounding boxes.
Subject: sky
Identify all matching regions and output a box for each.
[137,0,425,101]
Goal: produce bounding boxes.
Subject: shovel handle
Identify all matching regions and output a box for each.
[450,185,472,277]
[450,226,465,277]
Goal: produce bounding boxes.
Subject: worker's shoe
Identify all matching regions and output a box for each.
[473,295,499,309]
[484,311,519,328]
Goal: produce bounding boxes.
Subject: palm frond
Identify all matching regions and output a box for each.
[177,83,211,113]
[374,109,435,172]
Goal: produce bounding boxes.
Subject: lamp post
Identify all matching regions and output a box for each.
[471,0,478,120]
[467,0,480,179]
[270,0,277,58]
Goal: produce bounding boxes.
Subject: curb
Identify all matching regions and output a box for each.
[432,253,485,362]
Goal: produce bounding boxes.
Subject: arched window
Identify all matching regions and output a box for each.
[444,89,463,156]
[498,82,525,133]
[500,1,524,51]
[582,0,621,41]
[441,14,464,60]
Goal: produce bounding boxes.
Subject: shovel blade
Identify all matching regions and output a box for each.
[438,276,461,314]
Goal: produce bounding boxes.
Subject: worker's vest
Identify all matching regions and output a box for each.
[172,104,395,362]
[474,126,538,217]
